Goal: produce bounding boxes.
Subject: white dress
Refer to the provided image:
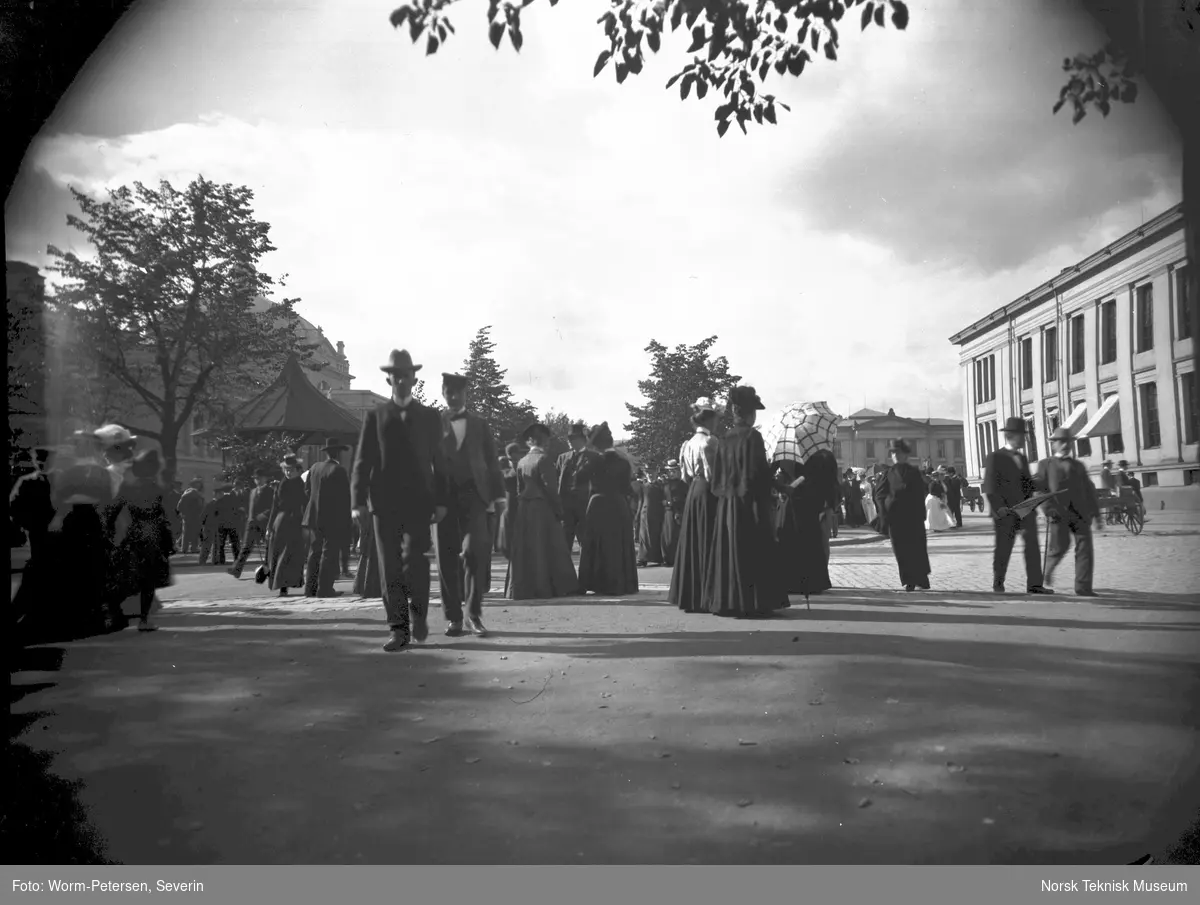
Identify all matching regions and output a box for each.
[925,494,952,532]
[860,480,877,524]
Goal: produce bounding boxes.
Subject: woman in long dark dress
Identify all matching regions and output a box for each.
[636,473,665,567]
[670,401,720,612]
[105,449,173,632]
[577,422,639,595]
[23,441,115,641]
[496,443,523,559]
[701,386,788,618]
[773,459,832,599]
[506,423,580,600]
[659,461,687,567]
[873,438,932,591]
[266,454,308,596]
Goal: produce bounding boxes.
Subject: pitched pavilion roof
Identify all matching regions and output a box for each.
[228,353,362,441]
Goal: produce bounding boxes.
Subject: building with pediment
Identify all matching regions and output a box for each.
[949,203,1195,506]
[833,408,967,472]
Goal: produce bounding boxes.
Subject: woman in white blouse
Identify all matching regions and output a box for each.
[668,398,721,612]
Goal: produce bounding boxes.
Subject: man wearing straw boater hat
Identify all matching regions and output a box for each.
[982,416,1051,595]
[435,371,504,637]
[556,420,600,553]
[1034,427,1099,596]
[303,437,354,598]
[351,349,451,652]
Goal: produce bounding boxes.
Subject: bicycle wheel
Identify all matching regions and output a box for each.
[1125,509,1144,535]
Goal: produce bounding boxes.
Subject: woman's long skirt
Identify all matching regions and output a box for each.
[578,493,638,595]
[506,498,579,600]
[669,477,716,612]
[637,497,665,565]
[703,493,788,617]
[661,508,682,567]
[775,496,832,596]
[889,516,931,587]
[268,514,307,590]
[353,517,382,598]
[19,505,112,641]
[497,494,517,558]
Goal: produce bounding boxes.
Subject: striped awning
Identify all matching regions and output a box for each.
[1061,401,1089,434]
[1077,395,1121,439]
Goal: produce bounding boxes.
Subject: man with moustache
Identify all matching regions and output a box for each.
[982,416,1051,595]
[435,372,504,638]
[1035,428,1100,597]
[352,350,451,652]
[556,421,600,553]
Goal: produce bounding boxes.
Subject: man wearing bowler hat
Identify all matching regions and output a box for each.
[1034,427,1100,596]
[435,372,504,637]
[982,416,1051,594]
[556,420,600,552]
[303,437,354,598]
[352,349,451,651]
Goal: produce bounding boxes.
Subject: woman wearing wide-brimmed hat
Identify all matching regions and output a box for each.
[668,399,720,612]
[104,449,173,632]
[873,438,932,591]
[577,422,639,596]
[701,386,788,617]
[505,422,580,600]
[264,454,308,596]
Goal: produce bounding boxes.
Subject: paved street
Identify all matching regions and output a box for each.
[10,511,1200,864]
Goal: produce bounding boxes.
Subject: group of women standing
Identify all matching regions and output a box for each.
[498,420,639,600]
[666,389,842,618]
[14,425,175,642]
[631,465,687,568]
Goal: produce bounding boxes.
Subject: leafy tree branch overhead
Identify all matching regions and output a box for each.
[388,0,909,135]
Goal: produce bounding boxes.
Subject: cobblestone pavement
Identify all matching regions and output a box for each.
[9,510,1200,866]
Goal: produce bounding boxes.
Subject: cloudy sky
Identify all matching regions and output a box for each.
[4,0,1182,427]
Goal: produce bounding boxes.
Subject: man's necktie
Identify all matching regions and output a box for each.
[449,411,467,422]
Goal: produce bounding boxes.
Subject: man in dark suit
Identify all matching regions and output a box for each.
[303,438,353,598]
[982,416,1050,594]
[177,478,205,554]
[352,349,451,652]
[1035,428,1099,596]
[941,466,964,527]
[228,467,276,579]
[556,421,600,552]
[435,373,503,638]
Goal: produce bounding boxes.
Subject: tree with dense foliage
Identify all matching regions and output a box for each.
[461,326,537,443]
[47,176,309,485]
[7,276,46,460]
[212,431,310,487]
[624,336,740,468]
[389,0,908,136]
[1053,0,1199,387]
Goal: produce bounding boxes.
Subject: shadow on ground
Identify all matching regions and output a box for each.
[6,644,116,864]
[9,584,1200,867]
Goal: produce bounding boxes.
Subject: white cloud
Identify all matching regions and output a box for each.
[6,0,1183,431]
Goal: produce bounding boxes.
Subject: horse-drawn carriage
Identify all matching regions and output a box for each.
[1097,487,1145,534]
[962,483,983,512]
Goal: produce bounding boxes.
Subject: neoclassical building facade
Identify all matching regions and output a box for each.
[950,203,1195,505]
[833,408,967,472]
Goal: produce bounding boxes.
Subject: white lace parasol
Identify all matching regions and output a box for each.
[758,401,842,464]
